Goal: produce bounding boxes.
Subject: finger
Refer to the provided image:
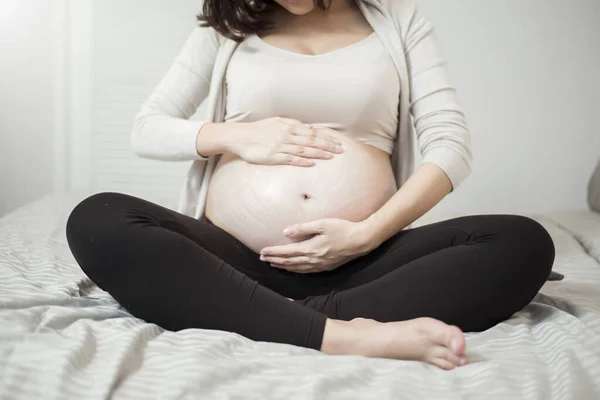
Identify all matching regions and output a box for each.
[272,153,315,167]
[279,144,333,160]
[283,220,326,238]
[276,118,314,136]
[279,119,343,149]
[291,125,316,137]
[288,129,344,152]
[286,135,343,154]
[260,243,310,257]
[311,128,345,147]
[261,256,313,266]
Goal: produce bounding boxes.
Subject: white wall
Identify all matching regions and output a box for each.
[0,0,57,217]
[88,0,200,207]
[420,0,600,215]
[0,0,598,217]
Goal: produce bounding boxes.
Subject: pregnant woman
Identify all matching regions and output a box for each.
[66,0,555,370]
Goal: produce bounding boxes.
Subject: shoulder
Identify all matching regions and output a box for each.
[365,0,433,44]
[188,24,224,50]
[370,0,417,19]
[196,0,227,47]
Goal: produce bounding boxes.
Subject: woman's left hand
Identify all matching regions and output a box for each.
[259,218,375,273]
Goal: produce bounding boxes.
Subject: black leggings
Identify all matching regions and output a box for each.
[66,192,555,350]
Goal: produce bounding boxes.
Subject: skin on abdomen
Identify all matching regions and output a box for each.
[205,131,398,254]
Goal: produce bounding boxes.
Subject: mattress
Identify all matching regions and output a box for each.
[1,194,600,400]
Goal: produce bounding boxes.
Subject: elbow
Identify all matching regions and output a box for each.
[456,137,473,183]
[130,115,152,159]
[447,138,473,189]
[458,154,473,188]
[422,134,473,190]
[413,101,473,189]
[426,150,472,190]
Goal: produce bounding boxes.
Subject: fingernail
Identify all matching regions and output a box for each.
[324,152,332,159]
[283,228,293,236]
[260,255,266,261]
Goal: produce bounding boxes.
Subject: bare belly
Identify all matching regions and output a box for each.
[205,130,397,254]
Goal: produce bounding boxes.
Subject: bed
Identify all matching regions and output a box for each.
[2,186,600,399]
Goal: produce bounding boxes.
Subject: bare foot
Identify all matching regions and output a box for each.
[322,317,468,370]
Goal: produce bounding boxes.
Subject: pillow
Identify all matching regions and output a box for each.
[589,158,600,213]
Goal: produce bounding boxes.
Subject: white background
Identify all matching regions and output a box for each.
[0,1,59,216]
[0,0,599,217]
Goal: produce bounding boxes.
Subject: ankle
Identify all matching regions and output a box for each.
[320,319,359,355]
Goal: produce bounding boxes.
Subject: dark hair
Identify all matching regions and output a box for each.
[198,0,331,41]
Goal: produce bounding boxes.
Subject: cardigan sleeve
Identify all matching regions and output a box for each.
[131,26,220,161]
[392,1,473,188]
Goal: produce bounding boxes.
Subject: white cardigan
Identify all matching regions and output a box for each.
[131,0,473,219]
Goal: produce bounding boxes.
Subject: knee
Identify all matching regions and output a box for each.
[66,192,129,272]
[499,215,556,281]
[66,192,125,238]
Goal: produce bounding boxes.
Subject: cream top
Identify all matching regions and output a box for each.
[224,33,400,154]
[131,0,473,219]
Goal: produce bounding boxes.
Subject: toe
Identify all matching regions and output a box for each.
[444,350,462,367]
[431,358,456,371]
[420,319,465,356]
[447,326,466,355]
[433,346,461,367]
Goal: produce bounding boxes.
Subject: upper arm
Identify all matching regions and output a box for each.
[139,26,220,119]
[130,26,221,161]
[389,0,473,188]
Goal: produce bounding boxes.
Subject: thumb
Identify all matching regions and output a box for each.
[284,220,327,238]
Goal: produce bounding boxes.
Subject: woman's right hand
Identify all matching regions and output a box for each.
[228,117,344,167]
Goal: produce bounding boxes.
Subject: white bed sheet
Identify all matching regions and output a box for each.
[1,194,600,399]
[545,211,600,264]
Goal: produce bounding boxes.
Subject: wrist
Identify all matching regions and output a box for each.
[196,122,243,157]
[221,122,245,153]
[356,217,384,253]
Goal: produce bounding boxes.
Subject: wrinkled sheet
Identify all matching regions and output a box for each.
[1,195,600,399]
[545,210,600,264]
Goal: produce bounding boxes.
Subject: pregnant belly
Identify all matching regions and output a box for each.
[205,131,398,254]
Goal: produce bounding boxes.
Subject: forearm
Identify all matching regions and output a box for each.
[362,163,452,249]
[195,122,241,157]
